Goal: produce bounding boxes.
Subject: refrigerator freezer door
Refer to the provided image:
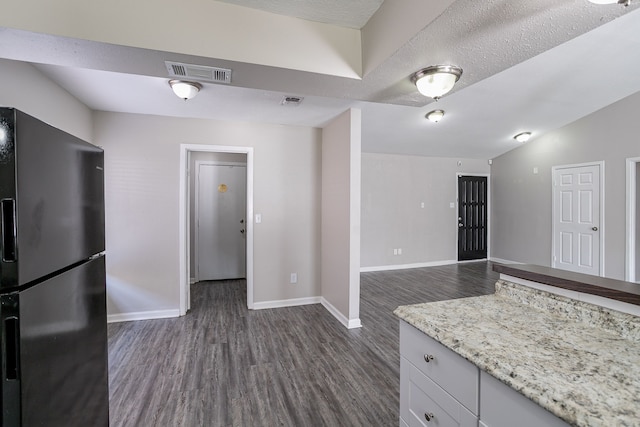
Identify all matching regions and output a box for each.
[1,293,21,426]
[8,256,108,427]
[0,108,105,289]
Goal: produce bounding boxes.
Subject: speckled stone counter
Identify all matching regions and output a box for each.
[394,280,640,427]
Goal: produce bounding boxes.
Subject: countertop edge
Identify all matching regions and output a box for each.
[493,263,640,306]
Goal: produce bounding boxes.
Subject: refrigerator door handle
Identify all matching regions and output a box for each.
[1,294,21,426]
[1,198,17,262]
[4,316,19,380]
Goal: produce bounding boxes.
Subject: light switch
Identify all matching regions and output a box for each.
[255,214,262,223]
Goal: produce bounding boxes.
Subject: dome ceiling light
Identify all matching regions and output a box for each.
[412,65,463,100]
[513,132,532,143]
[588,0,630,5]
[425,110,445,123]
[169,80,202,100]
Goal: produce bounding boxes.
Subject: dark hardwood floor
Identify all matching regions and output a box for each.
[107,261,500,426]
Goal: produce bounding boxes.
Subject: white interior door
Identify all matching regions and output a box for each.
[552,163,602,276]
[196,162,246,281]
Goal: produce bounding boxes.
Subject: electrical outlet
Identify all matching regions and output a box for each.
[393,249,398,255]
[398,248,402,255]
[290,273,297,284]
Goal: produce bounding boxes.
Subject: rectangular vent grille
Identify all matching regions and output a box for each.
[165,61,232,84]
[281,96,304,106]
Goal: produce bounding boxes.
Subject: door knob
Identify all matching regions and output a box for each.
[240,229,245,234]
[458,223,464,227]
[240,219,244,224]
[592,226,598,231]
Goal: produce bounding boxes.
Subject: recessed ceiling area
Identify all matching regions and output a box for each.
[215,0,385,28]
[1,0,639,159]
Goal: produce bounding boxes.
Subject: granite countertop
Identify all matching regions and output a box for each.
[394,280,640,427]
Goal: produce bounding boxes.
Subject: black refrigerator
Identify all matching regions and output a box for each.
[0,108,109,426]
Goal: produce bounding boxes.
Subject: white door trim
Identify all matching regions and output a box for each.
[551,161,605,276]
[455,173,491,261]
[194,160,246,282]
[626,157,640,282]
[179,144,254,315]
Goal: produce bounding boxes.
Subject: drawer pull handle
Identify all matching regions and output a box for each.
[424,412,435,422]
[424,354,434,363]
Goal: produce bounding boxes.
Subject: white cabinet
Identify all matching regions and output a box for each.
[479,371,569,427]
[400,321,570,427]
[399,321,479,427]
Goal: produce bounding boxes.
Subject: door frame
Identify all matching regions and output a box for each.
[455,173,491,261]
[193,160,247,282]
[626,157,640,282]
[551,161,605,276]
[179,144,254,315]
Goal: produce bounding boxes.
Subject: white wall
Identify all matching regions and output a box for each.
[321,109,361,328]
[94,112,322,319]
[491,91,640,280]
[361,154,490,269]
[0,59,92,141]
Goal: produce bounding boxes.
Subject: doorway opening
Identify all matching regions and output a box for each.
[179,144,254,315]
[457,174,490,261]
[193,159,247,282]
[627,157,640,283]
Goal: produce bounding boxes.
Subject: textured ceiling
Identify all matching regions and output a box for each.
[1,0,639,159]
[215,0,384,29]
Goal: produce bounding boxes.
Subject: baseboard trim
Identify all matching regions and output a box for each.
[107,309,180,323]
[489,257,522,265]
[360,259,457,273]
[320,297,362,329]
[252,296,321,310]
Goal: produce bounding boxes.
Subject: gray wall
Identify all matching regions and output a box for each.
[0,59,92,142]
[96,111,322,318]
[321,109,361,326]
[491,91,640,280]
[361,153,490,269]
[637,162,640,280]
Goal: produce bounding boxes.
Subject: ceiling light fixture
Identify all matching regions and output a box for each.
[169,80,202,100]
[588,0,630,5]
[412,65,463,100]
[513,132,532,143]
[425,110,445,123]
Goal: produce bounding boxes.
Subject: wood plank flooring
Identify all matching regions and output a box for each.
[107,261,500,426]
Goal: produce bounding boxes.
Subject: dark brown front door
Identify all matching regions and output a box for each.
[458,175,488,261]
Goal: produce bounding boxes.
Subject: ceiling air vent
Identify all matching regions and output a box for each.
[165,61,232,84]
[281,96,304,106]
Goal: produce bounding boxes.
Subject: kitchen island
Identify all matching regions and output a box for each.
[394,264,640,427]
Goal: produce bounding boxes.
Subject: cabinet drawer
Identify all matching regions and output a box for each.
[406,361,477,427]
[400,320,479,413]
